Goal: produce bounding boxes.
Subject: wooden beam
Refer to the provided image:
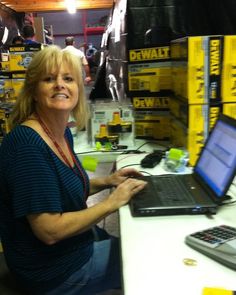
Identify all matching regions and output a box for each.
[1,0,114,12]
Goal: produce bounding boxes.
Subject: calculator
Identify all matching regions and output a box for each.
[185,225,236,270]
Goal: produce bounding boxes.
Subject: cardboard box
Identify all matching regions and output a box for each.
[170,117,206,166]
[128,61,171,94]
[127,46,171,95]
[223,103,236,119]
[134,109,170,121]
[221,35,236,103]
[9,44,41,72]
[207,35,223,104]
[0,61,10,71]
[0,73,12,99]
[0,103,13,141]
[11,72,26,99]
[208,103,222,131]
[89,101,135,147]
[135,115,171,140]
[171,35,224,104]
[170,96,223,134]
[171,36,206,104]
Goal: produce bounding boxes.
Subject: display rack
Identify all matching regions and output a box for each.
[82,11,105,44]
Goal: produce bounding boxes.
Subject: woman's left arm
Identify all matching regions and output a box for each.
[89,168,143,195]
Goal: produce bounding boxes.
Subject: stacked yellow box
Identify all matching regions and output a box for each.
[128,46,171,94]
[170,35,226,166]
[132,96,171,140]
[221,35,236,119]
[8,44,41,100]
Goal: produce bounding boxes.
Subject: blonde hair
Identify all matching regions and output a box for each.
[9,45,89,130]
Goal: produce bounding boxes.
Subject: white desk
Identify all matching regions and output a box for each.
[73,130,165,163]
[117,153,236,295]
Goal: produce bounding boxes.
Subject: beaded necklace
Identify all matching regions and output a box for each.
[35,113,87,198]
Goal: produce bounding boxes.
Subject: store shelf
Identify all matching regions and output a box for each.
[84,26,105,35]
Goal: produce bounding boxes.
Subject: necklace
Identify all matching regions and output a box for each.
[34,113,88,198]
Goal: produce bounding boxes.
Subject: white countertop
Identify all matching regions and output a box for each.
[117,153,236,295]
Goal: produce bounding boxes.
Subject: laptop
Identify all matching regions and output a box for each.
[129,114,236,217]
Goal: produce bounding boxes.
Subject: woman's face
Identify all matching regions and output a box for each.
[35,62,79,114]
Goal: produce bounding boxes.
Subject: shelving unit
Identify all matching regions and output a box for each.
[85,26,105,35]
[82,11,105,44]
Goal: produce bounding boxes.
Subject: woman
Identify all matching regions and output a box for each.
[0,45,146,295]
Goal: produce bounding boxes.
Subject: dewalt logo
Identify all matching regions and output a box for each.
[209,106,220,130]
[132,97,169,109]
[9,47,25,52]
[129,47,170,62]
[210,39,220,75]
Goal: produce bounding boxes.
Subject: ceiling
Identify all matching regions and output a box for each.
[1,0,115,13]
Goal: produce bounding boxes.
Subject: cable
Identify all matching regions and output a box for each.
[118,163,140,169]
[76,150,126,155]
[220,200,236,206]
[136,141,170,151]
[139,170,152,176]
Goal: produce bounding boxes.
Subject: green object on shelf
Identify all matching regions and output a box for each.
[82,156,98,172]
[168,148,185,161]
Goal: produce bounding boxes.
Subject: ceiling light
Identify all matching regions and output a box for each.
[65,0,76,14]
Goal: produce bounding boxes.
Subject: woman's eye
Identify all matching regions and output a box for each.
[64,76,73,82]
[43,76,54,82]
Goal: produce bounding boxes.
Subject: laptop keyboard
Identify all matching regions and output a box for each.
[152,176,195,206]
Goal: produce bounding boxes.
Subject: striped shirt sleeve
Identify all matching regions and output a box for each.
[8,144,62,218]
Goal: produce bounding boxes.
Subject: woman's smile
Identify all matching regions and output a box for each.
[51,93,69,99]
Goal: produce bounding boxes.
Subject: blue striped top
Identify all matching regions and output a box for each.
[0,125,94,292]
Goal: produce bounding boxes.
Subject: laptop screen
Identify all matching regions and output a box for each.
[195,116,236,198]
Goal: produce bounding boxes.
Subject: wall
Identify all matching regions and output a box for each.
[37,9,110,49]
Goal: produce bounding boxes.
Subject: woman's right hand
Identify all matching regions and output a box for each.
[107,177,147,211]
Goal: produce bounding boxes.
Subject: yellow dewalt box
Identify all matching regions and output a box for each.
[169,96,222,132]
[169,97,217,166]
[0,73,12,100]
[0,52,9,72]
[171,36,206,104]
[171,62,184,98]
[169,96,182,119]
[12,72,25,99]
[0,61,10,71]
[0,104,12,141]
[9,44,41,72]
[128,61,171,93]
[132,96,170,110]
[170,96,209,126]
[170,117,207,166]
[223,102,236,119]
[221,35,236,103]
[135,116,171,141]
[208,35,223,104]
[134,109,170,121]
[208,103,222,131]
[170,101,223,166]
[171,36,223,104]
[128,46,171,94]
[170,40,182,59]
